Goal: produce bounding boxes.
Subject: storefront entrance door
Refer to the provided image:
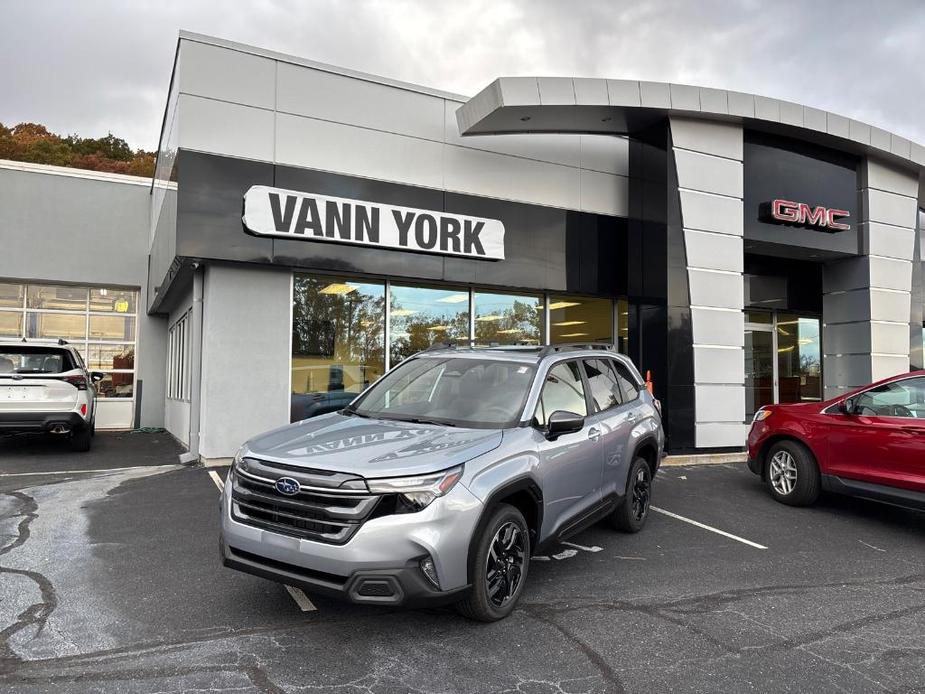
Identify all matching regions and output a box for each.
[745,311,822,418]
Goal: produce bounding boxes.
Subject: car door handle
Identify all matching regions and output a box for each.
[587,427,601,441]
[625,412,637,422]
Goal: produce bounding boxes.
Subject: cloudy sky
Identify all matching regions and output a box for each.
[2,0,924,151]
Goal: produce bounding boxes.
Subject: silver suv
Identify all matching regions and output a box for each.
[0,339,103,451]
[221,343,664,621]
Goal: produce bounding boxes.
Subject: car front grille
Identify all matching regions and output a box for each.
[230,457,380,545]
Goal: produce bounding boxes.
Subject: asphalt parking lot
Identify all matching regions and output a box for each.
[1,433,923,693]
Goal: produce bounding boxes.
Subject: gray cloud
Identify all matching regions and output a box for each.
[1,0,923,150]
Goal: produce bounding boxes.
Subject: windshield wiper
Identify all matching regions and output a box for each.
[399,416,457,427]
[341,405,370,418]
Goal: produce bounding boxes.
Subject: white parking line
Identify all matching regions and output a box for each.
[206,468,318,612]
[561,541,603,553]
[0,465,180,477]
[207,470,224,491]
[651,506,768,550]
[285,585,317,611]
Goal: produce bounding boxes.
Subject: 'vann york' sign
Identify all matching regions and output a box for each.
[242,186,505,260]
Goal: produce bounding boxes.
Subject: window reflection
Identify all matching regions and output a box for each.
[777,314,821,404]
[0,312,21,337]
[617,298,629,354]
[0,284,24,309]
[90,288,136,314]
[389,285,469,366]
[89,315,135,341]
[474,291,543,346]
[94,373,134,398]
[291,275,385,422]
[548,295,612,344]
[88,344,135,371]
[26,312,86,340]
[27,285,88,311]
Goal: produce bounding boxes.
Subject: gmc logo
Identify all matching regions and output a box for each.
[768,199,850,232]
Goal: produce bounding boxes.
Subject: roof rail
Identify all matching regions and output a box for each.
[537,342,613,358]
[57,339,69,346]
[422,338,477,352]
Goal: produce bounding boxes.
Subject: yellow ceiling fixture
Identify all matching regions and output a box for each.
[777,346,795,353]
[476,314,502,322]
[547,301,581,310]
[797,338,814,345]
[560,332,589,338]
[553,320,586,327]
[319,282,359,295]
[437,293,469,304]
[496,328,521,334]
[390,308,417,317]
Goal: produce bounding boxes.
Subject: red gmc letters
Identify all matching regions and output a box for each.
[770,199,850,231]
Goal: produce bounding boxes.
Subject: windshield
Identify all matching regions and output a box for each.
[349,357,536,428]
[0,347,72,375]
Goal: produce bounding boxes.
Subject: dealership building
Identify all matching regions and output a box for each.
[2,31,924,458]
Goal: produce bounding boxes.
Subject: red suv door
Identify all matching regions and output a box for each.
[825,376,925,493]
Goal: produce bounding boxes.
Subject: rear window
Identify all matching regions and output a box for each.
[0,346,74,374]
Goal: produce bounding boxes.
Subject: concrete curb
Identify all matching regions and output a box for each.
[661,452,747,467]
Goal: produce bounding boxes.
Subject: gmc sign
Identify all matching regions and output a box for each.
[768,198,850,232]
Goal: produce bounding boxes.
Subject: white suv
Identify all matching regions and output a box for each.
[0,340,104,451]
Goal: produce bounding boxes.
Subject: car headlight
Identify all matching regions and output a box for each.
[752,408,772,423]
[366,466,463,511]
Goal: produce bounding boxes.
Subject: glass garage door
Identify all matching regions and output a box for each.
[0,281,138,429]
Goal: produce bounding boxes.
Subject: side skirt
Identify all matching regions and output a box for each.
[821,474,925,512]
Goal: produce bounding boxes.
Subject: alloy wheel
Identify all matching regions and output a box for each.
[769,450,798,495]
[632,466,651,522]
[485,521,525,608]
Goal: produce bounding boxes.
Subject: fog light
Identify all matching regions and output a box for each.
[420,557,440,589]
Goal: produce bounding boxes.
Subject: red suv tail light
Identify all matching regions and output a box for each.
[59,375,88,391]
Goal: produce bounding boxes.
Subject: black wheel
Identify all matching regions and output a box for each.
[611,457,652,533]
[765,440,819,506]
[69,426,92,452]
[456,504,530,622]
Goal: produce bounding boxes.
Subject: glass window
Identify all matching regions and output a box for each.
[745,328,774,417]
[0,283,24,309]
[89,315,135,342]
[613,362,639,402]
[0,346,74,374]
[87,344,135,371]
[25,312,86,340]
[89,288,137,314]
[352,357,535,428]
[746,310,773,325]
[27,284,88,311]
[94,372,134,399]
[617,298,629,354]
[389,285,470,366]
[854,378,925,418]
[0,311,22,337]
[535,361,587,426]
[291,275,385,422]
[474,291,543,346]
[582,358,623,412]
[777,315,821,404]
[549,296,612,344]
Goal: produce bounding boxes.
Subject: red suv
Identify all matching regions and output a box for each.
[747,371,925,510]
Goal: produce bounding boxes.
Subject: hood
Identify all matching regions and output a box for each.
[762,401,827,414]
[244,412,503,478]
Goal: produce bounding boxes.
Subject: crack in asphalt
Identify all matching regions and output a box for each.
[0,490,58,670]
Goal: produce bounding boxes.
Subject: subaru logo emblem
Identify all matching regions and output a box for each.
[275,477,300,496]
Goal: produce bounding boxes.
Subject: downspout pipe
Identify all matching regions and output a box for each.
[179,264,204,464]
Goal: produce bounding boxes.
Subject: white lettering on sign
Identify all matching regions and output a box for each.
[769,199,850,232]
[242,186,505,260]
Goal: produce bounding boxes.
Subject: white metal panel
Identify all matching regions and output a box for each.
[864,158,920,198]
[871,321,915,355]
[538,77,576,105]
[695,384,745,422]
[869,288,912,323]
[871,354,910,381]
[178,95,274,162]
[696,422,749,448]
[678,190,744,235]
[688,269,744,310]
[178,40,276,110]
[864,222,916,260]
[579,135,629,176]
[691,307,744,348]
[674,150,743,198]
[275,112,444,189]
[694,346,745,384]
[685,230,744,272]
[579,169,628,217]
[868,256,913,292]
[277,62,446,142]
[96,400,134,429]
[670,118,743,160]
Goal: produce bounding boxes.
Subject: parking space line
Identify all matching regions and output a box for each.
[207,470,224,491]
[206,467,319,613]
[285,585,318,611]
[0,465,180,477]
[651,505,768,549]
[561,541,603,553]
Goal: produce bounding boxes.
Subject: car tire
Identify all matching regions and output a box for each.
[765,440,819,506]
[456,504,530,622]
[69,426,92,452]
[611,457,652,533]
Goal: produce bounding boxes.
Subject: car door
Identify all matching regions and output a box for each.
[825,376,925,493]
[581,358,635,501]
[534,359,603,533]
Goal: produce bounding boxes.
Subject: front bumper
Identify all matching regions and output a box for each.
[220,475,483,607]
[0,410,87,433]
[747,457,762,476]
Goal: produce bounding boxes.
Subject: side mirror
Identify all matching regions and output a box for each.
[838,398,855,415]
[544,410,585,440]
[90,371,106,383]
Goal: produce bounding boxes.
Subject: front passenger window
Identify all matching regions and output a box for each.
[855,378,925,418]
[535,361,587,426]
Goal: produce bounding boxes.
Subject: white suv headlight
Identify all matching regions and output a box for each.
[366,466,463,511]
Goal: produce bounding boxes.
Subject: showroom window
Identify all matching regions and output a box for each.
[0,281,137,400]
[291,273,627,422]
